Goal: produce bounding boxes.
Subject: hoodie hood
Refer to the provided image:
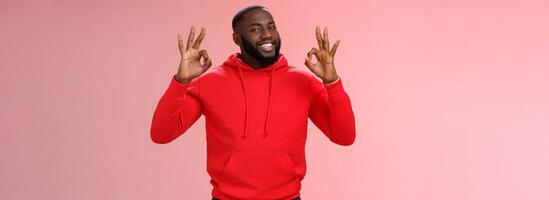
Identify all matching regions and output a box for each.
[223,53,289,139]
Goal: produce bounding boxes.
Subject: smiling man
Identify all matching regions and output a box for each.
[150,5,356,200]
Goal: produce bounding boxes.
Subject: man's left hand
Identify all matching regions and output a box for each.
[305,26,341,84]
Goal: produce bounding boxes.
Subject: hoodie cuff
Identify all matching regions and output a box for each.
[167,75,191,95]
[324,78,346,100]
[324,77,340,85]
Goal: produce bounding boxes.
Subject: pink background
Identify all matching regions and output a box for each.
[2,0,549,199]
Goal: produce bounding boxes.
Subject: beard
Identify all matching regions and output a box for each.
[241,35,281,67]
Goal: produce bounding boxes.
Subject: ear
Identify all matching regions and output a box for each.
[232,32,241,46]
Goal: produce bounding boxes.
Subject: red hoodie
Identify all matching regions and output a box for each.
[150,53,356,200]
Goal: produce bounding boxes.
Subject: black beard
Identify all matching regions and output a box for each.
[241,35,281,67]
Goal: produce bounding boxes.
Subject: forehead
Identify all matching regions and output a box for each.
[242,9,275,25]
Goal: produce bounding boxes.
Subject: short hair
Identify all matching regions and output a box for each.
[232,5,267,32]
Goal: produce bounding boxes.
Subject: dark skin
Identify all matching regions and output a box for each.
[175,8,341,84]
[232,8,281,69]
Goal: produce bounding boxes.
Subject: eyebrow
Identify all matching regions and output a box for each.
[247,21,275,27]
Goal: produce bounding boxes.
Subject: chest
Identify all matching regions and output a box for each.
[200,71,314,130]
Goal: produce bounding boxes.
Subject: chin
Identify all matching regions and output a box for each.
[262,49,279,57]
[261,53,276,59]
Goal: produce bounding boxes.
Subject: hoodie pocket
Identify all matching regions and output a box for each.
[219,152,301,199]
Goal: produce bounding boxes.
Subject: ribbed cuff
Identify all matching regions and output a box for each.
[324,77,340,85]
[168,75,191,95]
[325,78,346,100]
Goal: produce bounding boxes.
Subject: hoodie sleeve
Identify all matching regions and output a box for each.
[308,76,356,146]
[150,75,203,144]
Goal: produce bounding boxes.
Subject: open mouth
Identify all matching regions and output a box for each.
[258,41,275,52]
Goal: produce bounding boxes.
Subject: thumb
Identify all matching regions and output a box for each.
[199,49,212,71]
[304,56,316,72]
[203,56,212,71]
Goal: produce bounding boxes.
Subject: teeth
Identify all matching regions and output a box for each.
[260,43,273,48]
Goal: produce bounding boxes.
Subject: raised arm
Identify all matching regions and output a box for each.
[306,26,355,146]
[150,26,212,144]
[308,77,356,146]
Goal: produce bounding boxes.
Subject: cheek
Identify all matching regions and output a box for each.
[244,34,259,42]
[274,33,281,41]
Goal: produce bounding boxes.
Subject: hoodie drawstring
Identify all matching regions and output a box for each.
[237,66,249,139]
[236,64,276,139]
[263,67,275,138]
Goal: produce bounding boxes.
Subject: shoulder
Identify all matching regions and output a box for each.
[286,65,323,84]
[281,65,325,94]
[284,65,318,81]
[195,65,232,81]
[286,66,329,97]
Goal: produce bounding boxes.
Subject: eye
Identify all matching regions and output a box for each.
[250,28,260,32]
[269,26,276,31]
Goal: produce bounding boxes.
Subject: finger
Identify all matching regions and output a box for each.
[315,26,323,50]
[307,47,320,58]
[330,40,341,57]
[311,48,323,61]
[204,56,212,69]
[304,56,316,70]
[199,49,209,61]
[323,27,329,51]
[199,49,211,69]
[186,26,195,51]
[178,34,183,51]
[193,27,206,49]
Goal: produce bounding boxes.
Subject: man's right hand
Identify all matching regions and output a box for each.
[176,26,212,83]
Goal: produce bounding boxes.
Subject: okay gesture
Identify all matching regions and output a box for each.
[305,26,341,84]
[176,26,212,83]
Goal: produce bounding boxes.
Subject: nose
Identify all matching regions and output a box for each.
[260,28,273,39]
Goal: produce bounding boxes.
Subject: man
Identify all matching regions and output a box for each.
[150,5,356,200]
